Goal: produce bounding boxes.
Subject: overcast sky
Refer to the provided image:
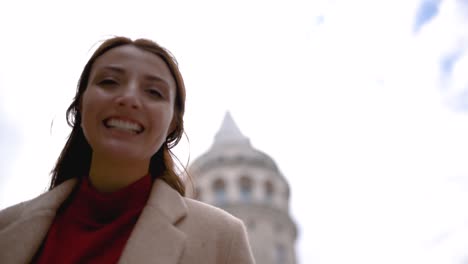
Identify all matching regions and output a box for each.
[1,0,468,263]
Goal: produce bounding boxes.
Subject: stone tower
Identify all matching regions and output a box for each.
[188,112,297,264]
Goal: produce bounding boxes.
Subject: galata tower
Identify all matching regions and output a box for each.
[187,112,297,264]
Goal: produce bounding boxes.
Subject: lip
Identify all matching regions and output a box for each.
[102,116,145,133]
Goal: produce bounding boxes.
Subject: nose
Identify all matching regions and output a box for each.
[115,81,141,110]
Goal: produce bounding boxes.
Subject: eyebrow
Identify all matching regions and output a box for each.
[144,74,171,88]
[100,65,125,74]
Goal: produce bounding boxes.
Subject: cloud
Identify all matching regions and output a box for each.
[445,50,468,111]
[416,0,468,112]
[413,0,441,33]
[440,50,463,75]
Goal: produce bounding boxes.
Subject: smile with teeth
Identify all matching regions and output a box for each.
[104,118,144,134]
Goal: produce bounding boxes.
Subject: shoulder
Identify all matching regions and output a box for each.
[177,198,255,263]
[178,197,247,238]
[0,202,26,229]
[183,198,244,228]
[0,179,78,229]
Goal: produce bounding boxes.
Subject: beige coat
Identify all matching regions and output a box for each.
[0,179,255,264]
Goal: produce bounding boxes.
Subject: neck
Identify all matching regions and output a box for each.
[88,155,150,193]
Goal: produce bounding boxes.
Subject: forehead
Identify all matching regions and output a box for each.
[91,45,176,86]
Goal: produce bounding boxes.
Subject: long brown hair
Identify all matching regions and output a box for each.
[49,36,187,195]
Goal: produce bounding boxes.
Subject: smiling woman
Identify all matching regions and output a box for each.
[0,36,255,264]
[79,45,178,193]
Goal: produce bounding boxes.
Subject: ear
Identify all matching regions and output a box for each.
[166,115,177,137]
[76,97,84,127]
[76,95,83,114]
[168,116,177,136]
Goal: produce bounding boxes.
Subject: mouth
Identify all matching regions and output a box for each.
[103,117,144,134]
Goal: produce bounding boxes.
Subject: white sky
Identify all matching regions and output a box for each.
[1,0,468,263]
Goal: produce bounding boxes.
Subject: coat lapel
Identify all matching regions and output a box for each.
[0,178,188,264]
[119,179,188,264]
[0,179,77,264]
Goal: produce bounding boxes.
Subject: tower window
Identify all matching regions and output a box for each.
[234,155,243,162]
[212,178,226,205]
[217,156,225,163]
[265,180,274,201]
[239,176,253,202]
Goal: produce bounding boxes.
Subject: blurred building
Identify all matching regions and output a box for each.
[187,112,297,264]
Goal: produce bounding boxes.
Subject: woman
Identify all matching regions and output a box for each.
[0,37,255,264]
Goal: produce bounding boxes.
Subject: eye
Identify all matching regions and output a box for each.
[147,88,163,98]
[98,78,119,86]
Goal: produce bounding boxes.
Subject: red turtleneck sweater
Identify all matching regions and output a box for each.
[33,174,152,264]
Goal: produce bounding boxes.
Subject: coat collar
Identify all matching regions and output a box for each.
[0,178,188,264]
[119,179,188,264]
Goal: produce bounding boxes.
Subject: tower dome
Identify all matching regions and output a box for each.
[188,112,297,264]
[191,112,284,180]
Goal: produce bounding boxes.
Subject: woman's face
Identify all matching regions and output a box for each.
[80,45,176,165]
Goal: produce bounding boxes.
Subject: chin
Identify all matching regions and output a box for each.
[96,148,150,164]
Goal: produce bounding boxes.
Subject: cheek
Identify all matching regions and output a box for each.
[151,111,175,141]
[80,90,99,120]
[79,92,100,136]
[80,102,92,127]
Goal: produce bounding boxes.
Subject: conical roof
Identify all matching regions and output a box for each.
[191,111,281,176]
[213,111,251,147]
